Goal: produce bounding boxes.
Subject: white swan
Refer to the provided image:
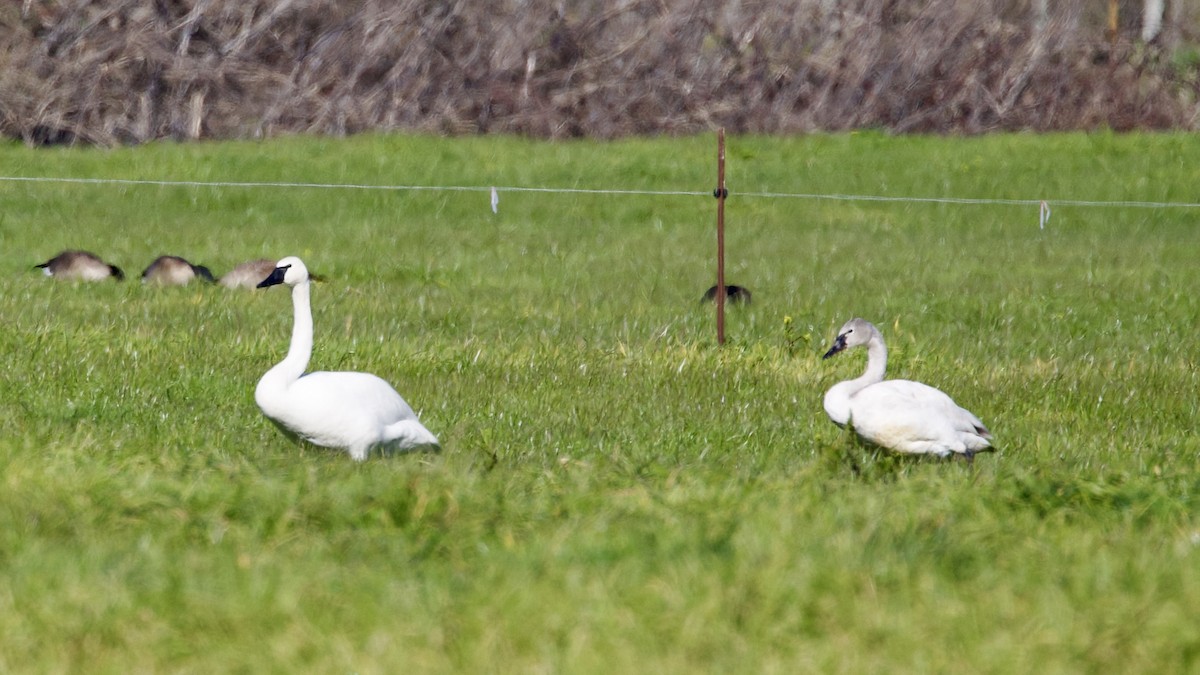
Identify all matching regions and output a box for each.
[255,256,439,460]
[822,318,993,462]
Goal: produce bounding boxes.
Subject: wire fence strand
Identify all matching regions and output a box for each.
[3,174,1200,210]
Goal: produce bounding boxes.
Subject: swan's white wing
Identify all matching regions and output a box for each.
[299,371,418,420]
[848,380,991,456]
[268,371,419,449]
[898,381,992,447]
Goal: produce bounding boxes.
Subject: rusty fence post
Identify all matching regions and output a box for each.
[715,129,728,345]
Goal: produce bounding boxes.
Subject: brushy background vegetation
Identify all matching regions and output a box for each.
[3,0,1200,145]
[1,132,1199,671]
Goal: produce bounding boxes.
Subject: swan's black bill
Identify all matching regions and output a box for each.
[822,333,848,359]
[257,264,290,288]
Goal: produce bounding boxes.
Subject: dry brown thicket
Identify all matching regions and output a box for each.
[1,0,1198,146]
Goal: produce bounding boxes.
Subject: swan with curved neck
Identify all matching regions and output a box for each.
[255,256,439,460]
[822,318,992,461]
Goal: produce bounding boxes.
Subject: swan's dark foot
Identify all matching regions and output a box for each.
[845,450,862,477]
[837,433,863,477]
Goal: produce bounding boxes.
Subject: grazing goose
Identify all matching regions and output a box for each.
[220,259,277,289]
[702,284,752,305]
[822,318,993,462]
[141,255,215,285]
[255,256,439,460]
[35,250,124,281]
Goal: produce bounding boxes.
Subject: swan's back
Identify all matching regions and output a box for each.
[294,371,418,422]
[849,379,992,457]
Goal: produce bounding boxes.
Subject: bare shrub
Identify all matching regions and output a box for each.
[0,0,1196,145]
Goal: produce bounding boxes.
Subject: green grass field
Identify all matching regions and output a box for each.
[1,131,1198,673]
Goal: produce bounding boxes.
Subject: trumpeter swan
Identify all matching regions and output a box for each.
[255,256,439,460]
[220,259,277,289]
[141,255,215,285]
[822,318,993,462]
[35,250,124,281]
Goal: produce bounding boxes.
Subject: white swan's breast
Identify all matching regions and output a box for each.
[823,381,856,427]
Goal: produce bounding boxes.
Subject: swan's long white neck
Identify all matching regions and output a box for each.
[255,279,313,414]
[276,280,313,383]
[823,334,888,426]
[858,334,887,387]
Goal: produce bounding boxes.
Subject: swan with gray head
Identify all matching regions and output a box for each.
[822,318,992,462]
[255,256,439,460]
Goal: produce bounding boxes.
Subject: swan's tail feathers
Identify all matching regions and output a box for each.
[966,429,994,452]
[962,426,996,466]
[382,420,441,454]
[961,439,998,464]
[962,407,994,447]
